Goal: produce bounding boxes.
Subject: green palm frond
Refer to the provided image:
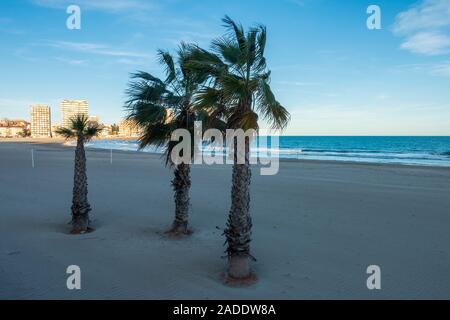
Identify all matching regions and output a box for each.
[55,127,75,139]
[126,72,167,103]
[126,101,167,127]
[56,114,101,141]
[256,79,290,129]
[84,124,102,141]
[255,25,267,70]
[125,45,209,165]
[239,110,259,131]
[158,50,176,84]
[222,15,246,52]
[185,46,227,80]
[220,73,247,100]
[246,29,258,67]
[177,42,196,76]
[130,71,165,85]
[212,36,243,67]
[70,114,89,134]
[190,16,290,133]
[194,87,223,110]
[139,121,174,149]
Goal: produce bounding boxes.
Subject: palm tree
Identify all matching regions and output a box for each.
[189,16,290,282]
[125,44,207,236]
[56,114,102,234]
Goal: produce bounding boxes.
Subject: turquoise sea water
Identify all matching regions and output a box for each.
[87,136,450,167]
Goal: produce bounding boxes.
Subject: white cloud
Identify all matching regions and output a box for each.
[394,0,450,55]
[55,57,87,65]
[48,41,152,59]
[392,61,450,77]
[31,0,154,12]
[276,81,322,87]
[0,17,25,35]
[401,31,450,55]
[115,58,147,65]
[394,0,450,34]
[431,61,450,75]
[285,0,310,6]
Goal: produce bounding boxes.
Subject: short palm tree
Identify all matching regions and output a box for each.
[189,16,290,282]
[56,114,102,234]
[125,44,207,236]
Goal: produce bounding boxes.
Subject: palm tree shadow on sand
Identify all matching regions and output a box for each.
[140,225,194,240]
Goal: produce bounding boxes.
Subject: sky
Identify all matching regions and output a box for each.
[0,0,450,135]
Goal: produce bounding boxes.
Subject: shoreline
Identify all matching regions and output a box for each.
[2,138,450,172]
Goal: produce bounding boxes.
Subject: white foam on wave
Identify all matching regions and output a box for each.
[86,139,450,167]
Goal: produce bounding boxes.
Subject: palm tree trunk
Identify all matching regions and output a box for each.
[71,136,91,233]
[225,137,253,279]
[171,163,191,234]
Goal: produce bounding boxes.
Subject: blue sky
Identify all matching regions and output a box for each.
[1,0,450,135]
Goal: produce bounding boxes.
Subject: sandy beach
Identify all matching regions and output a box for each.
[1,140,449,299]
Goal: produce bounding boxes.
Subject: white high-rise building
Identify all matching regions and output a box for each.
[60,100,88,128]
[30,104,52,137]
[89,115,99,125]
[119,119,142,137]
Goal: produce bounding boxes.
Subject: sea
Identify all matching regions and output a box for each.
[87,136,450,167]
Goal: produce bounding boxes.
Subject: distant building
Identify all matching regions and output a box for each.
[51,123,60,137]
[60,100,88,128]
[89,115,99,125]
[119,119,142,137]
[98,124,111,137]
[30,104,52,137]
[0,119,30,137]
[165,108,174,124]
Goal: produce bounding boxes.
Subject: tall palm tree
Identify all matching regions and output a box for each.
[125,44,207,236]
[189,16,290,282]
[56,114,102,234]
